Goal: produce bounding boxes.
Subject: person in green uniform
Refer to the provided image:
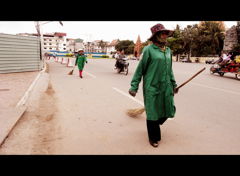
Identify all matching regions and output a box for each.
[128,23,178,147]
[75,49,88,78]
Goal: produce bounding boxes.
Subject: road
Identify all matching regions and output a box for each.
[1,58,240,154]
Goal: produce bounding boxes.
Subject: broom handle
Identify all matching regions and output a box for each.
[72,65,76,70]
[176,67,206,90]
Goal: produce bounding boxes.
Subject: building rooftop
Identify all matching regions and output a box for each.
[107,39,119,46]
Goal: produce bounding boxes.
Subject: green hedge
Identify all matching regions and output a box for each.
[101,55,109,58]
[65,53,73,57]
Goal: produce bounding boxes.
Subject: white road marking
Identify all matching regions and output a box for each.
[112,87,144,106]
[83,71,96,78]
[190,82,240,95]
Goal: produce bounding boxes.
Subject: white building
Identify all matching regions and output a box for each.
[66,38,75,52]
[74,38,84,52]
[106,39,119,56]
[19,32,67,52]
[85,40,109,53]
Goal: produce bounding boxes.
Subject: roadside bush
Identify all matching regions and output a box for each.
[65,53,73,57]
[101,55,109,58]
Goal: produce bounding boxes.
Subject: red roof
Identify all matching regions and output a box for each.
[54,32,66,36]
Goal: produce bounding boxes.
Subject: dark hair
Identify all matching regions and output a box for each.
[231,52,237,60]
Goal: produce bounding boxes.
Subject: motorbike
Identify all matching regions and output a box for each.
[210,63,240,80]
[116,57,129,75]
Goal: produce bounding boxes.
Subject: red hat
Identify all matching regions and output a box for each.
[149,23,175,41]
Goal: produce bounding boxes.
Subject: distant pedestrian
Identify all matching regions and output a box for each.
[75,49,87,78]
[114,50,120,69]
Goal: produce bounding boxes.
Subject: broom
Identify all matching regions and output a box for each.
[126,67,206,117]
[68,65,76,75]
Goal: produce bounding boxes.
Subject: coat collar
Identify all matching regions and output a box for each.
[152,43,169,53]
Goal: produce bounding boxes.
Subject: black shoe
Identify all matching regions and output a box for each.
[149,139,158,147]
[80,76,82,78]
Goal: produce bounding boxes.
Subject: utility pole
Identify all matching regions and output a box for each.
[83,34,93,55]
[40,22,44,69]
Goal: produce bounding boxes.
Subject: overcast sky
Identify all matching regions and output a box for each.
[0,21,237,43]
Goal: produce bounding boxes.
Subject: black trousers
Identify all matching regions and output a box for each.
[146,118,168,142]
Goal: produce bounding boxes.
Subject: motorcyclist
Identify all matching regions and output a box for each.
[216,53,223,64]
[117,50,126,72]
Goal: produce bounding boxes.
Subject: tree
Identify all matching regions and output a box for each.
[140,39,150,54]
[115,40,135,54]
[167,24,184,59]
[197,21,225,56]
[98,40,108,53]
[126,44,135,54]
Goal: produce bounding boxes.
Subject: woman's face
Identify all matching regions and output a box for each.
[155,31,168,43]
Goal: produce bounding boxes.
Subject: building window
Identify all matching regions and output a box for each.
[63,44,66,46]
[49,43,52,45]
[44,43,46,45]
[63,48,66,50]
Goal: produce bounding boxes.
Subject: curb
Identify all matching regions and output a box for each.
[0,63,47,147]
[16,63,47,107]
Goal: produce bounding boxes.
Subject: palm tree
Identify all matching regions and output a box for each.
[98,40,107,53]
[199,21,225,56]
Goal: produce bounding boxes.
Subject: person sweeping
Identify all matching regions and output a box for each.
[75,49,88,78]
[128,23,178,148]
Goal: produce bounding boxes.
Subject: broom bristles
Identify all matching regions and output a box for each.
[126,107,145,117]
[68,70,73,75]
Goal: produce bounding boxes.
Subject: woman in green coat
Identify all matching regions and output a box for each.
[75,49,88,78]
[129,23,178,147]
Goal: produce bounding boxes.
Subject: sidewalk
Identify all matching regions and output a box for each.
[0,71,40,146]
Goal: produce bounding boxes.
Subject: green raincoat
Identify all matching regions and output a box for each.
[75,54,87,70]
[130,44,177,121]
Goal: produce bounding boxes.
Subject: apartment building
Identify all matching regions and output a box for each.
[19,32,67,51]
[66,38,75,52]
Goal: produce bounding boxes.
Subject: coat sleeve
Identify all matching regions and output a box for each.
[84,55,87,62]
[130,48,150,92]
[75,55,78,65]
[170,52,177,88]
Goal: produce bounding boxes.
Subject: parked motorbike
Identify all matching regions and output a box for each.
[116,58,129,75]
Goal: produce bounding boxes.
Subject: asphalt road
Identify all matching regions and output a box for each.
[1,58,240,154]
[46,58,240,154]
